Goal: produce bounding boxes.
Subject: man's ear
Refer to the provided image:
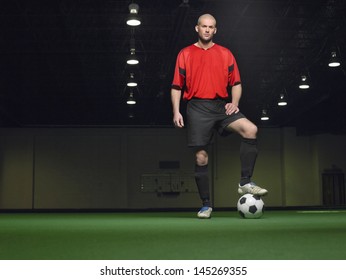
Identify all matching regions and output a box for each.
[214,28,217,34]
[195,25,199,32]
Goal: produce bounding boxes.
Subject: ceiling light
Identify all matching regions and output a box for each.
[126,3,141,26]
[128,111,135,118]
[260,109,269,121]
[328,51,341,67]
[127,73,137,87]
[126,49,139,65]
[299,75,310,89]
[278,93,287,106]
[127,92,136,105]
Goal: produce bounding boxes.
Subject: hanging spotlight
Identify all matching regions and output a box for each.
[328,51,341,67]
[260,109,269,121]
[299,75,310,89]
[127,73,137,87]
[126,49,139,65]
[126,3,141,26]
[278,93,287,106]
[128,110,135,118]
[127,91,136,105]
[126,38,139,65]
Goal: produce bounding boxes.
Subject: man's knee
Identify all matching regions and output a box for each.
[247,123,258,138]
[195,149,208,166]
[240,120,258,139]
[227,118,258,138]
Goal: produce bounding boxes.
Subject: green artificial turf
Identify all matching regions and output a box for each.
[1,210,346,260]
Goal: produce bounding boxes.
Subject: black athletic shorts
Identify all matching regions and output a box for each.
[186,98,245,147]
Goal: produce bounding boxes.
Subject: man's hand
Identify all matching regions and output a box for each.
[225,103,239,115]
[173,112,184,128]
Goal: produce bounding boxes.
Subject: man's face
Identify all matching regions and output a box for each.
[195,17,217,43]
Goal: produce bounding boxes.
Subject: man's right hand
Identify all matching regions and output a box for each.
[173,112,184,128]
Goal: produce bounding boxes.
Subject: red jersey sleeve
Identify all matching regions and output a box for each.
[228,52,241,86]
[171,50,186,90]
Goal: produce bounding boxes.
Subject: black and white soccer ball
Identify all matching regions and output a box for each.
[237,194,264,219]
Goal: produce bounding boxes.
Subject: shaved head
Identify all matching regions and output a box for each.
[197,14,217,27]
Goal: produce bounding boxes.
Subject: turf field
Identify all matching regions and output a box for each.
[0,210,346,260]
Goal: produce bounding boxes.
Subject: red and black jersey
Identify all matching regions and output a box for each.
[171,43,241,100]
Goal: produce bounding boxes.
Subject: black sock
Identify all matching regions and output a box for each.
[240,138,258,186]
[195,164,210,207]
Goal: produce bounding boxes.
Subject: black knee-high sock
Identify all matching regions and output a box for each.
[195,164,210,207]
[240,138,258,186]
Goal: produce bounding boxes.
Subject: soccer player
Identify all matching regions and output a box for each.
[171,14,268,219]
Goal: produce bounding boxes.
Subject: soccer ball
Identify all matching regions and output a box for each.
[237,194,264,219]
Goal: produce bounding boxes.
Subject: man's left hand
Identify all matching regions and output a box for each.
[225,103,239,115]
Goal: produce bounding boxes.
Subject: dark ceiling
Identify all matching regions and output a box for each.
[1,0,346,135]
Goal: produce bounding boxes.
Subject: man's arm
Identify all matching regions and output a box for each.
[171,88,184,128]
[225,84,242,115]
